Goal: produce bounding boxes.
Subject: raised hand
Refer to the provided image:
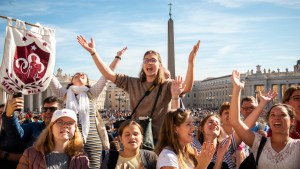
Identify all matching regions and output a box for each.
[257,90,277,105]
[216,135,231,159]
[188,40,200,63]
[117,46,128,58]
[77,35,96,54]
[195,142,215,169]
[171,75,185,97]
[6,95,24,116]
[232,70,244,89]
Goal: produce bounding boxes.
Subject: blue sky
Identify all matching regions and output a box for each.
[0,0,299,81]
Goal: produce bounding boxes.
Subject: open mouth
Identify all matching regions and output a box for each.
[273,122,281,128]
[146,67,153,72]
[60,130,69,134]
[128,141,137,144]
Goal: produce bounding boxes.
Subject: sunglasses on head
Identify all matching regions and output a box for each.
[42,107,58,112]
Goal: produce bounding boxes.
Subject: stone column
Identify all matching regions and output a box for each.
[24,95,31,112]
[33,93,41,113]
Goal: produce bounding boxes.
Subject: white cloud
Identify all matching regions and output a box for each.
[210,0,300,8]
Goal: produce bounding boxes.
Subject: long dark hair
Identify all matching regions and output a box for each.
[155,108,197,168]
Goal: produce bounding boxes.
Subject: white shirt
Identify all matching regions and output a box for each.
[251,133,300,169]
[157,148,194,169]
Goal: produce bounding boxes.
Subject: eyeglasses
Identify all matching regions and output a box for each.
[55,120,76,127]
[143,58,157,64]
[290,96,300,102]
[42,107,58,113]
[241,107,256,111]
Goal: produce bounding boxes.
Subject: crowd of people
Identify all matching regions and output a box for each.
[0,35,299,169]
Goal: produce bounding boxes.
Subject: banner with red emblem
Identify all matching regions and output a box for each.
[0,17,55,95]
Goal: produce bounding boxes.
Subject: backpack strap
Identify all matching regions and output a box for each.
[107,150,119,169]
[128,83,156,119]
[149,85,162,118]
[255,136,267,166]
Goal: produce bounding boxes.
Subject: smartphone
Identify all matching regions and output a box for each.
[13,92,22,112]
[13,92,22,98]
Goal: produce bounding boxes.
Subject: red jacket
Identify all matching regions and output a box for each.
[17,146,89,169]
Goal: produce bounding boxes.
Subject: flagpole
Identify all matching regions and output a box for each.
[0,15,40,28]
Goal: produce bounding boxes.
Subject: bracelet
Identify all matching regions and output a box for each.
[90,52,96,56]
[172,96,179,100]
[115,56,121,60]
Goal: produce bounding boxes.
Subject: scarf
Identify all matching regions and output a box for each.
[66,86,90,143]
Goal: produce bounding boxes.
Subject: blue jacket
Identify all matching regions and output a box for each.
[2,113,46,150]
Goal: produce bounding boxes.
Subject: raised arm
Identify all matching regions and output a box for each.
[2,95,25,140]
[182,40,200,94]
[243,90,277,131]
[49,75,67,97]
[90,47,127,96]
[229,70,255,147]
[77,35,117,82]
[109,46,127,71]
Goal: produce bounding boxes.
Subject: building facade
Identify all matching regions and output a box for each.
[182,60,300,109]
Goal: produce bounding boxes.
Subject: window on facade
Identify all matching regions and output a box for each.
[272,84,279,103]
[255,85,265,100]
[281,84,287,98]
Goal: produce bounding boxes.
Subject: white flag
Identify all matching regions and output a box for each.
[0,17,56,95]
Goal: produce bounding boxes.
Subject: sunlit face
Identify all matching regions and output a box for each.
[175,114,195,147]
[286,90,300,121]
[52,117,76,142]
[268,106,295,134]
[203,116,221,138]
[72,72,88,86]
[119,124,143,151]
[241,101,257,118]
[220,109,230,126]
[142,53,161,78]
[41,102,59,126]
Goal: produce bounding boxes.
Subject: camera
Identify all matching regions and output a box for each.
[13,92,22,112]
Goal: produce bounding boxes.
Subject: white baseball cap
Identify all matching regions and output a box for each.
[51,109,77,123]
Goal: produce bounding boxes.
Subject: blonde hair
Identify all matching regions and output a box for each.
[155,109,197,168]
[33,121,84,157]
[138,50,166,85]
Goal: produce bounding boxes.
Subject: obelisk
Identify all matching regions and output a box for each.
[168,3,175,79]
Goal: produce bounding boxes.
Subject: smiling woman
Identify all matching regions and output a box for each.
[17,109,89,169]
[49,46,127,168]
[77,35,199,142]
